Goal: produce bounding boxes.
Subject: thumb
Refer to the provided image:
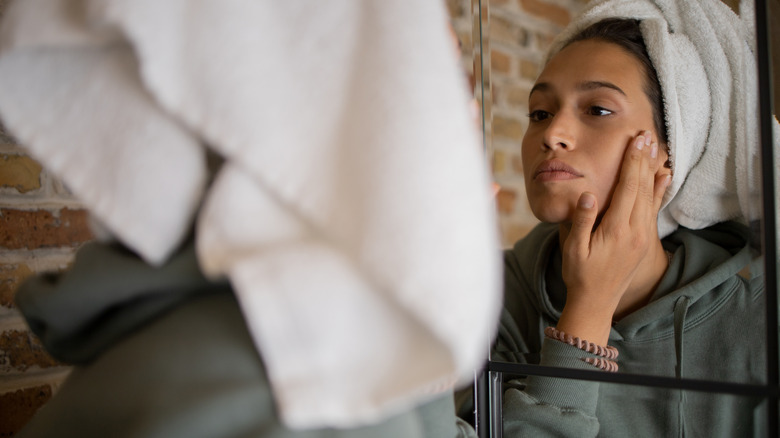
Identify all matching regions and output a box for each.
[565,192,598,258]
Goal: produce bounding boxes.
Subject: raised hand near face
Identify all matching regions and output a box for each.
[556,131,671,346]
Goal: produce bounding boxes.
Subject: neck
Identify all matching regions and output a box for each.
[558,224,669,322]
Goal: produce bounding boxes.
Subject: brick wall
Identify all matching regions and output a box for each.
[0,120,94,435]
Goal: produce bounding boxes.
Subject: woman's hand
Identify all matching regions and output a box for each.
[556,131,670,345]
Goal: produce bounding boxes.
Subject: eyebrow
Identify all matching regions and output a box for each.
[529,80,627,98]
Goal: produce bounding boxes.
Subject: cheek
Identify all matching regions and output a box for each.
[588,142,627,209]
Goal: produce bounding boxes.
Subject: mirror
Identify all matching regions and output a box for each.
[463,0,780,436]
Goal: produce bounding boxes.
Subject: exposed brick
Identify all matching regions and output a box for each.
[536,31,555,52]
[0,155,42,193]
[496,187,518,214]
[0,263,33,309]
[493,115,525,141]
[518,0,571,27]
[502,222,536,246]
[0,208,93,250]
[0,330,61,372]
[507,84,531,107]
[0,385,53,437]
[490,16,529,47]
[492,149,507,174]
[519,59,539,80]
[455,28,473,54]
[445,0,466,19]
[490,49,511,74]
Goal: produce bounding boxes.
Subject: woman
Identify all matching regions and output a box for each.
[480,0,767,436]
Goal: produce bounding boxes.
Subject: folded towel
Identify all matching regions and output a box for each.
[546,0,779,237]
[0,0,501,428]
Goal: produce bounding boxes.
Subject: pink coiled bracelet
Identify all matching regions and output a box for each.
[544,326,619,372]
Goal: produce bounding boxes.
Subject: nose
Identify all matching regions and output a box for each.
[542,111,575,151]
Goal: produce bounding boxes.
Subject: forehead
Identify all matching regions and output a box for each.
[534,39,646,97]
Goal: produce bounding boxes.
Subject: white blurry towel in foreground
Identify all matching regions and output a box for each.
[0,0,501,428]
[546,0,779,238]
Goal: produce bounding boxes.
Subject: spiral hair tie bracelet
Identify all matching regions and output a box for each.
[544,326,620,372]
[582,357,619,372]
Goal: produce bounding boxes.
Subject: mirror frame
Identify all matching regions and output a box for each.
[472,0,780,436]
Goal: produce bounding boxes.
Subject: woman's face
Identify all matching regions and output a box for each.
[522,39,668,224]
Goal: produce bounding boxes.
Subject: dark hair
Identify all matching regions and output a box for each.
[564,18,668,147]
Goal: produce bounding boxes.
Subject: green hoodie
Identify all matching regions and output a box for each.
[14,240,469,438]
[494,221,766,437]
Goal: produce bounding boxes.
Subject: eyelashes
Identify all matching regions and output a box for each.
[527,106,615,122]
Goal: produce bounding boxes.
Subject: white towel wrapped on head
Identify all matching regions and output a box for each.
[0,0,502,429]
[546,0,777,237]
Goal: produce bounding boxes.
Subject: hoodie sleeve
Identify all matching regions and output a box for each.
[502,339,601,437]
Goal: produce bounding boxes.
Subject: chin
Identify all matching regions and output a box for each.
[529,203,574,225]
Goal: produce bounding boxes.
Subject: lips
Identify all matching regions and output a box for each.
[533,159,583,181]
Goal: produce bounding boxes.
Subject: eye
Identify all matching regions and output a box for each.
[528,110,551,122]
[588,106,613,116]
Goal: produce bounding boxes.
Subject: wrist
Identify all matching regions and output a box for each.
[557,304,615,346]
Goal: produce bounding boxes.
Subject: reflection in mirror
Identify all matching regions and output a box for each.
[463,0,776,436]
[499,376,768,436]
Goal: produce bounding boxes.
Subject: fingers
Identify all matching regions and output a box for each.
[629,134,660,226]
[564,192,598,259]
[607,131,651,222]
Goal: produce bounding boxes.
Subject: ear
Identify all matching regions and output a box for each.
[656,143,672,177]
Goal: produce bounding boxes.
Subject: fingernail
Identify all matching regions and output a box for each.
[664,174,672,186]
[644,131,652,146]
[635,136,644,150]
[579,193,595,209]
[651,142,658,158]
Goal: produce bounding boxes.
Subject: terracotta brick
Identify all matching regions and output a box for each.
[0,330,61,372]
[0,208,93,250]
[492,149,507,174]
[507,84,531,107]
[0,154,42,193]
[0,385,53,436]
[519,59,539,80]
[536,31,555,52]
[518,0,571,27]
[492,115,524,141]
[490,49,511,74]
[490,15,529,47]
[445,0,466,18]
[496,187,518,214]
[0,263,33,309]
[455,28,473,54]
